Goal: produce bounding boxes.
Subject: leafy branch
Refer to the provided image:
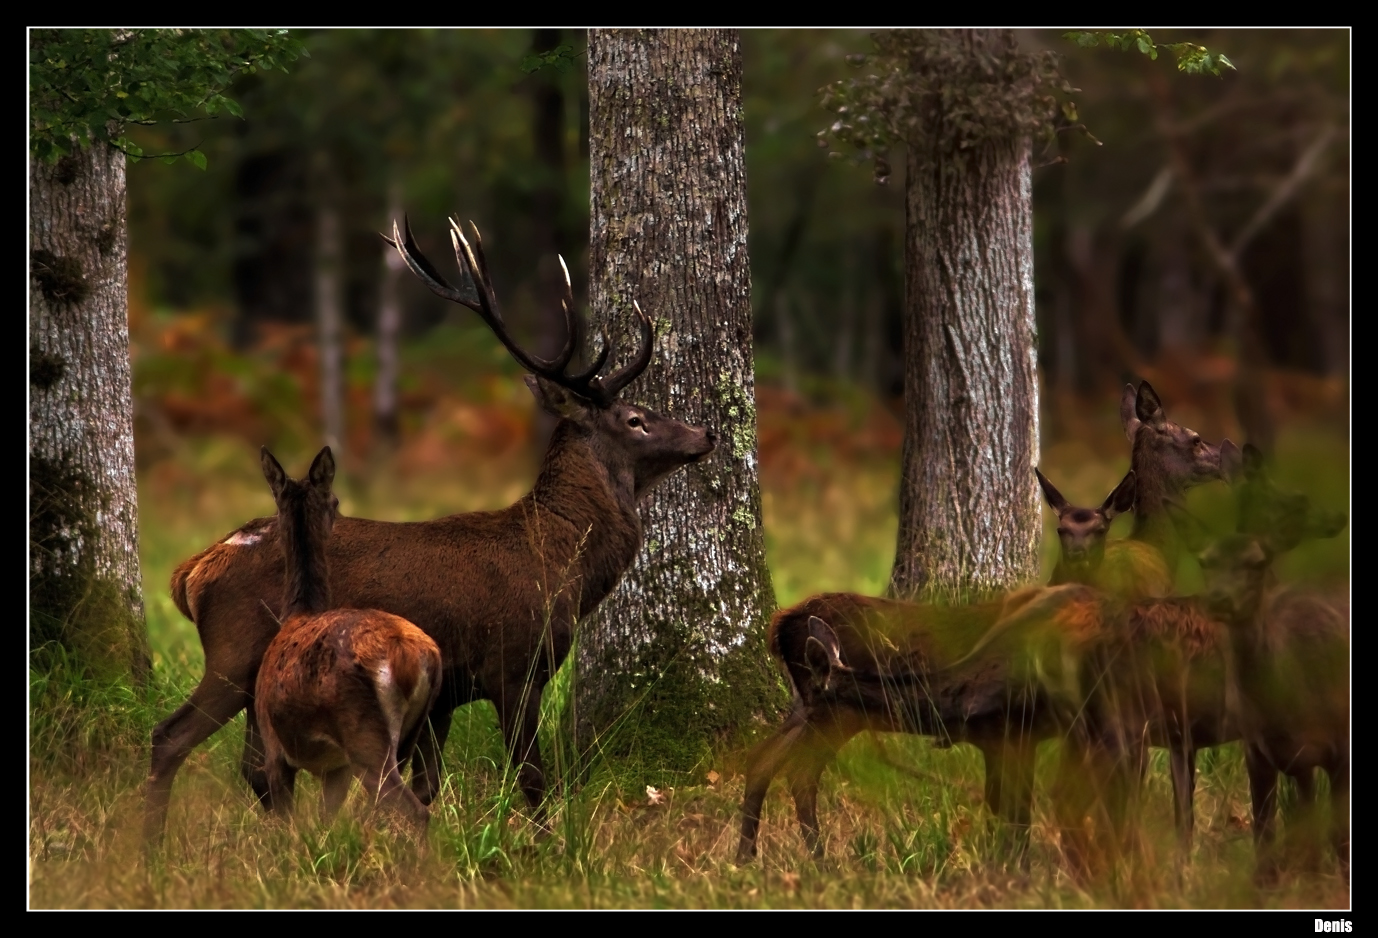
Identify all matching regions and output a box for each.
[1064,30,1235,76]
[29,28,307,166]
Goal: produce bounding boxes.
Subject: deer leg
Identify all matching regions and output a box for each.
[1168,739,1197,851]
[356,735,430,832]
[787,740,833,860]
[240,703,271,807]
[145,678,252,847]
[1288,768,1319,872]
[736,713,806,864]
[262,753,297,821]
[497,687,549,826]
[409,705,454,806]
[1326,759,1349,880]
[321,766,354,824]
[1244,744,1280,882]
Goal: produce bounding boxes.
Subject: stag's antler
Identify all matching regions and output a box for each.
[384,216,653,406]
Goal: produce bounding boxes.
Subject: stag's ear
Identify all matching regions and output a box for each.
[525,374,596,422]
[309,446,335,492]
[1102,470,1137,519]
[1241,442,1266,480]
[1035,468,1071,514]
[1136,381,1167,429]
[1220,439,1244,484]
[1120,383,1141,443]
[261,447,288,500]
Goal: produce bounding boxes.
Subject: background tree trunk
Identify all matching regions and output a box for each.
[374,175,404,447]
[314,195,344,454]
[30,144,149,680]
[576,28,784,777]
[889,33,1041,601]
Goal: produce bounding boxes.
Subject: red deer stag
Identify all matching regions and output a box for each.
[145,218,715,845]
[255,446,442,830]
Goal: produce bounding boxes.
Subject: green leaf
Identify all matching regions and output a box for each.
[187,148,207,170]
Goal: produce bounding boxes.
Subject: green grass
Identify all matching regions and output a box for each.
[29,394,1350,909]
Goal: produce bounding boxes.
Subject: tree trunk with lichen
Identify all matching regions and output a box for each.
[889,32,1041,601]
[575,29,783,778]
[29,144,149,680]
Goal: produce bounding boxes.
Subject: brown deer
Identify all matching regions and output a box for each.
[1198,533,1349,880]
[145,218,715,845]
[737,384,1233,864]
[1036,469,1172,600]
[736,588,1055,864]
[255,446,442,830]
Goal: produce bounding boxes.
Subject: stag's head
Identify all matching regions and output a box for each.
[1198,533,1274,625]
[1036,469,1136,578]
[387,218,715,498]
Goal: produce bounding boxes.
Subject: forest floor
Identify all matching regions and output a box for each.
[29,315,1351,909]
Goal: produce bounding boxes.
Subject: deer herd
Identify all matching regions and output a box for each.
[142,216,1349,886]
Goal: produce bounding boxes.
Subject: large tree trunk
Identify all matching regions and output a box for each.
[29,144,149,680]
[576,29,783,776]
[889,33,1041,601]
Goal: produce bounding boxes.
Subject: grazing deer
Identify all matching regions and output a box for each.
[736,587,1059,863]
[145,218,715,845]
[1198,533,1349,880]
[255,446,442,831]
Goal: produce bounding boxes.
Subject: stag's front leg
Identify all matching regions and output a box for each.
[409,704,454,806]
[497,684,549,830]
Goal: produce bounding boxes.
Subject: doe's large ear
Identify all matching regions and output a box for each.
[1035,468,1070,514]
[525,374,596,422]
[1136,381,1166,429]
[804,616,849,681]
[1102,470,1137,519]
[261,446,288,500]
[1120,384,1141,443]
[308,445,335,492]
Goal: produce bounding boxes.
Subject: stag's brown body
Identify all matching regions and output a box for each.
[145,219,714,845]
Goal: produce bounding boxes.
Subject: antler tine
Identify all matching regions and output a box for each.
[542,255,580,374]
[447,219,587,382]
[385,216,479,309]
[567,326,612,386]
[591,300,655,401]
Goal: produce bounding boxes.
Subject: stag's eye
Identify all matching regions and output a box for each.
[628,415,643,429]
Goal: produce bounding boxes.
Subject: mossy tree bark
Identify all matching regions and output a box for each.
[888,31,1041,602]
[576,29,784,777]
[30,143,150,680]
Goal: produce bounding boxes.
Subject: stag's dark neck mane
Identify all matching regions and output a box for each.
[279,493,333,618]
[523,420,644,614]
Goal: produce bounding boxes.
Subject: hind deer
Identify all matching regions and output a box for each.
[255,446,442,831]
[737,382,1233,864]
[145,218,716,845]
[1198,532,1349,881]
